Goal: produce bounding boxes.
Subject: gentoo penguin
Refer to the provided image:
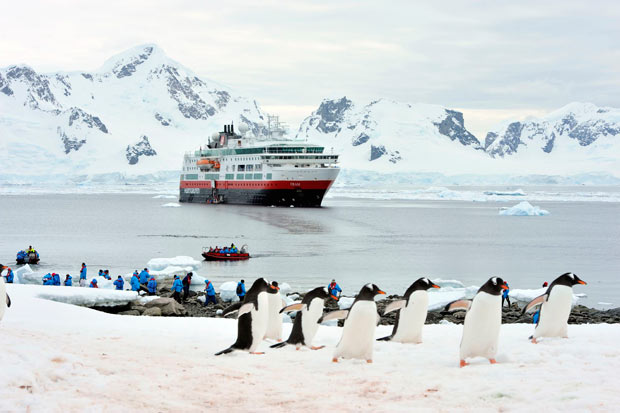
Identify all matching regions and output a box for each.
[444,277,507,367]
[378,277,440,343]
[0,267,11,323]
[322,283,385,363]
[264,281,286,341]
[522,272,587,343]
[215,278,276,355]
[271,286,338,350]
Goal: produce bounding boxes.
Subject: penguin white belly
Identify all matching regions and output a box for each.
[460,292,501,360]
[534,285,573,339]
[0,278,6,322]
[264,293,283,340]
[392,291,428,343]
[249,293,269,352]
[301,298,324,346]
[334,301,377,361]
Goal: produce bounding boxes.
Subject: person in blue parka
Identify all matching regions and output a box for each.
[502,281,511,307]
[204,279,217,306]
[328,279,342,298]
[113,276,124,291]
[64,274,72,286]
[79,263,87,287]
[89,279,98,288]
[139,268,149,285]
[43,273,53,285]
[147,277,157,295]
[130,273,140,291]
[5,268,14,283]
[171,275,183,303]
[52,273,61,286]
[236,280,246,301]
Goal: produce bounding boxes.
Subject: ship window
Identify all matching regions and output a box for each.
[266,173,272,179]
[231,165,235,172]
[246,165,254,172]
[245,174,253,180]
[237,174,243,179]
[238,165,245,172]
[255,164,262,171]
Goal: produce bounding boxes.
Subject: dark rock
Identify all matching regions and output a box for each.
[68,107,108,133]
[114,46,154,78]
[314,97,353,133]
[57,127,86,154]
[126,135,157,165]
[119,310,141,316]
[154,113,170,126]
[143,307,162,316]
[434,109,481,148]
[352,133,370,146]
[370,145,387,161]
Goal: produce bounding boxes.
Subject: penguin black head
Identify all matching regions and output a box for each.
[249,277,276,293]
[267,281,280,294]
[411,277,441,291]
[478,277,507,296]
[555,272,587,287]
[357,283,386,300]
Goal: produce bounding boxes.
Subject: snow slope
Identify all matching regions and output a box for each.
[0,44,268,177]
[1,286,618,411]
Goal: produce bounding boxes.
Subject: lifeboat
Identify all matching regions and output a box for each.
[197,159,221,170]
[202,245,250,261]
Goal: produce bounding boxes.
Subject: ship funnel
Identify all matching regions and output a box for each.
[224,125,228,133]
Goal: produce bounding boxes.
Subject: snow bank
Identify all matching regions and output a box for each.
[147,256,201,271]
[6,284,140,307]
[161,202,181,208]
[219,281,240,302]
[433,279,465,289]
[338,296,355,310]
[499,201,550,216]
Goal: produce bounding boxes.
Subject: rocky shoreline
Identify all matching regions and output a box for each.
[100,289,620,325]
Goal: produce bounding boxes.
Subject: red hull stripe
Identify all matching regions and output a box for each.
[180,180,334,190]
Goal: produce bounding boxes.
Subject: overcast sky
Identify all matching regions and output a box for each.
[2,0,619,137]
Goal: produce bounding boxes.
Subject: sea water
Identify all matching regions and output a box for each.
[0,192,618,308]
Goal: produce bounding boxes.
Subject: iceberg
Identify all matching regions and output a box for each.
[161,202,181,208]
[219,281,240,302]
[147,256,201,271]
[499,201,549,216]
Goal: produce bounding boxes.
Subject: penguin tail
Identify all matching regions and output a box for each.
[377,335,392,342]
[270,342,288,349]
[214,347,235,356]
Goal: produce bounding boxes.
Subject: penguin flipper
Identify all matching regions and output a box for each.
[221,302,244,317]
[214,347,235,356]
[270,341,287,349]
[444,299,471,312]
[383,300,406,315]
[522,294,547,315]
[280,303,304,313]
[318,310,349,324]
[237,303,256,317]
[377,335,393,341]
[6,294,10,308]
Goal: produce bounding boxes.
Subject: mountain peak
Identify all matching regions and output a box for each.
[98,44,168,78]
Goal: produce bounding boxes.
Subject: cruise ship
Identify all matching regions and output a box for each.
[179,124,339,207]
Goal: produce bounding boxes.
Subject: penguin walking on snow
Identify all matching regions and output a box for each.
[215,278,276,355]
[444,277,507,367]
[379,277,440,343]
[264,281,285,341]
[321,283,386,363]
[0,266,12,323]
[522,272,587,343]
[271,286,338,350]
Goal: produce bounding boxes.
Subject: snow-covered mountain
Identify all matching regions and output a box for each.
[296,98,620,177]
[295,97,490,174]
[0,44,268,177]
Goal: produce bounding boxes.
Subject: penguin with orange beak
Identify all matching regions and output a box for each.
[445,277,507,367]
[0,265,11,323]
[379,277,441,343]
[522,272,587,343]
[321,283,386,363]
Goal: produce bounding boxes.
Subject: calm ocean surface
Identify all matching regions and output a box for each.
[1,193,617,308]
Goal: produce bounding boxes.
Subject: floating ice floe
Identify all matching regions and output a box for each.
[147,256,201,271]
[152,195,177,199]
[483,189,525,196]
[161,202,181,208]
[499,201,549,216]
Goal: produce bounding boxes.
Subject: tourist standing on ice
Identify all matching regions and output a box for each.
[79,263,87,287]
[328,279,342,298]
[64,274,72,286]
[139,268,149,285]
[43,273,53,285]
[204,280,217,306]
[4,268,14,283]
[502,281,511,307]
[90,279,98,288]
[147,277,158,295]
[103,270,111,280]
[171,275,183,302]
[236,280,246,301]
[182,272,193,301]
[130,273,140,291]
[52,273,61,286]
[113,276,124,291]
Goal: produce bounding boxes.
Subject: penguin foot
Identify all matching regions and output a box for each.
[295,346,301,351]
[531,337,538,344]
[277,339,283,343]
[366,359,373,364]
[459,359,468,368]
[311,345,325,350]
[250,352,265,355]
[489,359,497,364]
[332,357,339,363]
